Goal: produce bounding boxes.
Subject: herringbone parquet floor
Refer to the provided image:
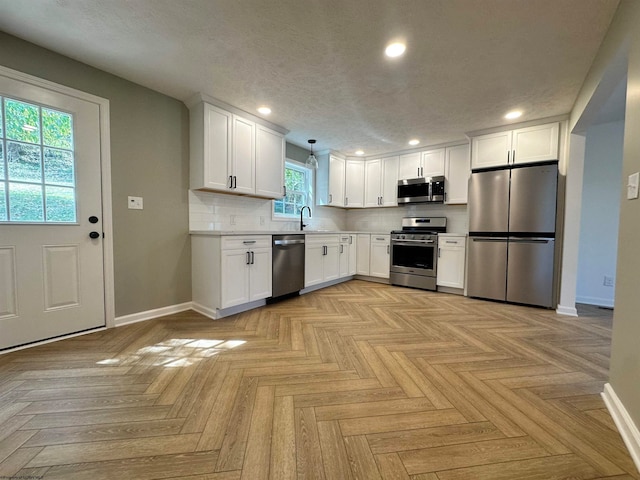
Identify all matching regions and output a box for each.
[0,280,637,479]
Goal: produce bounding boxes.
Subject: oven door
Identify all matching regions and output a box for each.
[390,239,437,277]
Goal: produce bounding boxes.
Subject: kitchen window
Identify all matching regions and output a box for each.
[273,160,313,219]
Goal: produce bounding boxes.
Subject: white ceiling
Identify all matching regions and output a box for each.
[0,0,620,156]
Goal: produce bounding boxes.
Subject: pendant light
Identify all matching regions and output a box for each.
[306,139,318,170]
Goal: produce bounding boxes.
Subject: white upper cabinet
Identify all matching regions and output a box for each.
[445,144,470,204]
[381,155,399,206]
[345,159,365,208]
[190,103,232,191]
[398,152,422,180]
[471,130,512,170]
[255,124,285,199]
[365,156,399,208]
[189,99,286,199]
[231,115,256,194]
[421,148,445,177]
[471,122,559,170]
[328,155,346,206]
[511,123,560,165]
[364,158,382,208]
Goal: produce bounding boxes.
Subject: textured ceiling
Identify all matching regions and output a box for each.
[0,0,620,156]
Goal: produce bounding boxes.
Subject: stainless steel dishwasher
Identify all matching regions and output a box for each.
[271,234,305,299]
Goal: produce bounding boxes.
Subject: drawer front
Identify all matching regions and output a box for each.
[222,236,271,250]
[438,236,465,247]
[305,234,340,246]
[371,235,390,244]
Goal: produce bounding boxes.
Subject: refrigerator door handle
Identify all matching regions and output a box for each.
[471,238,508,242]
[508,238,551,243]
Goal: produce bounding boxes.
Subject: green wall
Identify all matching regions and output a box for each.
[0,32,191,317]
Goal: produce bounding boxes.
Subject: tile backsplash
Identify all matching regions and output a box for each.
[190,190,468,234]
[189,190,347,231]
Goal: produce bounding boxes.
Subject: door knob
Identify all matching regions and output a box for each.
[89,216,99,224]
[89,231,100,239]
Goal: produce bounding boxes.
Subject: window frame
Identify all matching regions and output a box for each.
[272,159,314,221]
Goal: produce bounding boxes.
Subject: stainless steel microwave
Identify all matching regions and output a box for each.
[397,176,445,204]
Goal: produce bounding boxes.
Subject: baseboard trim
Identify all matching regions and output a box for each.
[192,302,218,320]
[115,302,193,327]
[576,295,615,308]
[556,304,578,316]
[602,383,640,473]
[301,276,353,295]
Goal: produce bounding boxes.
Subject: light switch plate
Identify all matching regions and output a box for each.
[128,196,143,210]
[628,172,639,200]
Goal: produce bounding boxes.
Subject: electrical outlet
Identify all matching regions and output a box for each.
[128,196,143,210]
[603,275,614,287]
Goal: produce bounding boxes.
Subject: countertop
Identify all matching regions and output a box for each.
[190,230,392,236]
[190,230,467,236]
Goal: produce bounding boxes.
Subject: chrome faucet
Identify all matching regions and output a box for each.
[300,206,311,231]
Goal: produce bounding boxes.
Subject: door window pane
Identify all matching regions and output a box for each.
[9,183,44,222]
[44,148,74,186]
[42,108,73,149]
[7,141,42,182]
[5,99,40,144]
[0,183,6,221]
[1,97,76,223]
[45,186,76,222]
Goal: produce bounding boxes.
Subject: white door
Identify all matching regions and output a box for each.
[0,74,105,350]
[339,242,349,278]
[356,234,370,276]
[421,149,445,177]
[364,158,382,208]
[248,247,272,301]
[381,155,399,206]
[323,244,340,282]
[254,124,284,199]
[445,144,470,204]
[328,155,345,206]
[221,249,250,308]
[512,122,560,165]
[348,235,357,276]
[304,243,324,287]
[344,159,364,208]
[471,130,512,170]
[398,152,421,180]
[370,236,390,279]
[231,115,255,194]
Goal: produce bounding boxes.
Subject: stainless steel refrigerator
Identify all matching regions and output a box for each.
[467,163,557,308]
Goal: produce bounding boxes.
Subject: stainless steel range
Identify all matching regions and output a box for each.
[390,217,447,291]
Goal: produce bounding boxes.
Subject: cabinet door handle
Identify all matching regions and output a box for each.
[329,193,332,203]
[246,251,250,264]
[349,236,353,244]
[507,151,510,163]
[283,185,286,196]
[345,197,348,206]
[229,176,233,188]
[386,245,390,254]
[421,167,424,177]
[251,251,255,264]
[243,240,256,244]
[438,248,441,258]
[340,245,344,254]
[234,176,237,188]
[512,150,516,163]
[418,167,420,177]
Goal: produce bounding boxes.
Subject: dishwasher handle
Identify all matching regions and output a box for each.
[274,239,305,246]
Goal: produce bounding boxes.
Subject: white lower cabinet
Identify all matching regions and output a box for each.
[191,235,272,317]
[339,235,351,278]
[356,234,371,275]
[436,235,466,290]
[305,234,340,288]
[370,235,390,278]
[348,234,357,276]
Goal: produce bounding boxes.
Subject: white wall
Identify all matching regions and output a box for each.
[576,120,624,307]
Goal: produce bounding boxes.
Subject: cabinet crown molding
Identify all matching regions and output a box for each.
[185,92,289,135]
[465,115,568,139]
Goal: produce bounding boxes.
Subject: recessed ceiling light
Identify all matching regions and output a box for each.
[385,42,406,58]
[505,110,522,120]
[257,106,271,115]
[408,139,420,146]
[355,150,365,156]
